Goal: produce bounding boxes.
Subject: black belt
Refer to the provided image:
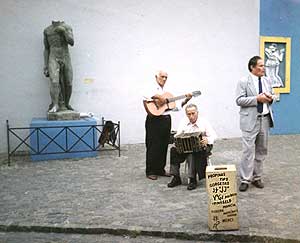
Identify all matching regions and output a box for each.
[257,113,269,118]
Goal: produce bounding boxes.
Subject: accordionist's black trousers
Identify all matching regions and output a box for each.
[169,145,212,180]
[145,114,171,176]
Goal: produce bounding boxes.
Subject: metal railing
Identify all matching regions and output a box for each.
[6,117,120,166]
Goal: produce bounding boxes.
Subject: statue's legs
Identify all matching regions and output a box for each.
[63,59,74,110]
[48,84,60,113]
[58,63,67,111]
[48,59,60,113]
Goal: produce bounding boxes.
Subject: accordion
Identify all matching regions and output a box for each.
[174,131,207,154]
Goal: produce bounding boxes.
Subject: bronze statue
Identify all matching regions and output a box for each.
[43,20,74,113]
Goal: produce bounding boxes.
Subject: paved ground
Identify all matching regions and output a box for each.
[0,135,300,242]
[0,232,223,243]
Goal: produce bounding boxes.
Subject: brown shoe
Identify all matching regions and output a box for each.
[147,175,158,180]
[252,180,264,188]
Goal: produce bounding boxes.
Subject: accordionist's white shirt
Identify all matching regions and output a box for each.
[175,117,217,145]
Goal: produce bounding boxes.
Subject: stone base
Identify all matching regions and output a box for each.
[47,110,80,121]
[30,117,98,161]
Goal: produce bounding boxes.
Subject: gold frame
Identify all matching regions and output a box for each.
[260,36,291,94]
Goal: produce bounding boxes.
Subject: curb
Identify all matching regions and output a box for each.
[0,225,299,243]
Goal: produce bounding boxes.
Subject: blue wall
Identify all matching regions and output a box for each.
[261,0,300,134]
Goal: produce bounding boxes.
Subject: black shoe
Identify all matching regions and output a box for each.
[187,178,197,190]
[167,176,182,188]
[239,183,249,192]
[252,180,264,188]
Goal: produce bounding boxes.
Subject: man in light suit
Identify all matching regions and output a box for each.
[236,56,276,192]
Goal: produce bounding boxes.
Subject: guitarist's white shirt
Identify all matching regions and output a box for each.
[143,81,165,99]
[142,81,180,115]
[175,117,217,145]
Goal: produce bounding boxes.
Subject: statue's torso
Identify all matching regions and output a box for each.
[45,24,70,59]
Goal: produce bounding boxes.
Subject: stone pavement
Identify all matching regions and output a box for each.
[0,135,300,242]
[0,232,222,243]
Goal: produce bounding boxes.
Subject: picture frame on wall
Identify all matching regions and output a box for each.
[260,36,291,94]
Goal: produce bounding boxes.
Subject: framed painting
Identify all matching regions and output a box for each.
[260,36,291,94]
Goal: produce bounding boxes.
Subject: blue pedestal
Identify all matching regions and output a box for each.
[30,118,98,161]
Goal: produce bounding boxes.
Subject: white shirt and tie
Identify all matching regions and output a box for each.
[250,73,270,115]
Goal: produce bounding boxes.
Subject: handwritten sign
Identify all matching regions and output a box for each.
[206,165,239,231]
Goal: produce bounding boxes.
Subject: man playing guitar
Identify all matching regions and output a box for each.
[143,70,192,180]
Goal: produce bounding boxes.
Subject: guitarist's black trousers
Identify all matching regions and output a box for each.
[145,114,171,176]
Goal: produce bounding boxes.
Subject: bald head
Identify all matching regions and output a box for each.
[155,70,168,87]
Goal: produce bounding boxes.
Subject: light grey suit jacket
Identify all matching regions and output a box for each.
[236,74,274,132]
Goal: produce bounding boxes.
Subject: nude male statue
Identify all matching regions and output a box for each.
[43,21,74,113]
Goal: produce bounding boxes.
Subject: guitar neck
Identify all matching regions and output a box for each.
[168,95,187,103]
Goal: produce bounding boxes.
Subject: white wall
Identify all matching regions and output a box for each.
[0,0,259,153]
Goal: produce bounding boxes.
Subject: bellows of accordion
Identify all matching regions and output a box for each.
[174,132,205,153]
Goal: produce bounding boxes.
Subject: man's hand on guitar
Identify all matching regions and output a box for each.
[186,93,193,99]
[144,90,201,116]
[152,94,167,107]
[181,93,192,107]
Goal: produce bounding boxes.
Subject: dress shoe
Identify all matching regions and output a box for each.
[187,178,197,190]
[158,171,171,177]
[239,183,249,192]
[252,180,264,188]
[167,176,182,188]
[147,175,157,180]
[162,172,171,177]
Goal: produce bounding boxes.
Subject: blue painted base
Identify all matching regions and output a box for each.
[30,118,98,161]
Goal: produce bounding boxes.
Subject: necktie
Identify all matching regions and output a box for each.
[257,77,263,113]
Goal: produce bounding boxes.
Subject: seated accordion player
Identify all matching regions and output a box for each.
[174,131,212,156]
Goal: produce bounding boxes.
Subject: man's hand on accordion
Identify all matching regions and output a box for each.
[200,136,208,147]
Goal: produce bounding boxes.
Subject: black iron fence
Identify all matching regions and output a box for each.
[6,117,120,166]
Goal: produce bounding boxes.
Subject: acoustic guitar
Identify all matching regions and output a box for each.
[143,90,201,116]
